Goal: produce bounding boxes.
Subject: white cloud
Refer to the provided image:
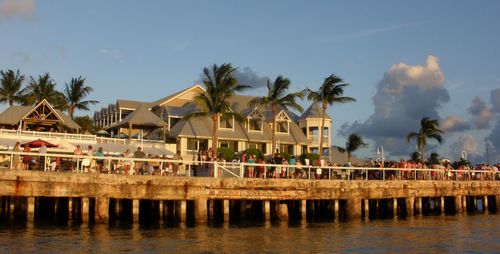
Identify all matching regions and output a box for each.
[441,115,470,132]
[382,55,445,94]
[0,0,35,20]
[341,55,449,157]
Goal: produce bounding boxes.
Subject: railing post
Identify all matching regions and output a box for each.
[240,163,244,178]
[76,157,80,173]
[214,162,218,178]
[383,168,385,181]
[264,165,267,179]
[9,154,13,170]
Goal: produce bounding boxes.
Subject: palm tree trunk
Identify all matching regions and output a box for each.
[271,104,277,154]
[212,115,218,150]
[318,101,327,158]
[8,98,13,106]
[347,151,352,163]
[421,146,425,165]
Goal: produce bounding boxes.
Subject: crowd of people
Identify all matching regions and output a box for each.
[6,144,500,181]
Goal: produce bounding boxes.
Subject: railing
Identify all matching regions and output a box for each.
[96,137,165,145]
[0,129,96,141]
[0,150,498,181]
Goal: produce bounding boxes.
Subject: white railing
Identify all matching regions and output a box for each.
[0,129,96,141]
[0,150,498,181]
[96,137,165,145]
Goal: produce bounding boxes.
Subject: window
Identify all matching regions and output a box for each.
[248,142,266,153]
[249,118,262,132]
[279,144,293,154]
[169,117,181,128]
[219,140,238,151]
[219,115,233,129]
[187,138,208,151]
[276,121,289,133]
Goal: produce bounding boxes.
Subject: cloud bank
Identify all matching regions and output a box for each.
[340,55,449,156]
[468,97,493,129]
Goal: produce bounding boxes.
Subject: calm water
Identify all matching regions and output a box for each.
[0,214,499,254]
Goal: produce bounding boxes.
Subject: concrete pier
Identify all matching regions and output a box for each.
[0,171,499,224]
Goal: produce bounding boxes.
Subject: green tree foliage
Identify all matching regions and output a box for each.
[406,117,443,164]
[63,76,99,119]
[184,63,249,149]
[23,73,65,107]
[217,147,235,161]
[73,116,96,134]
[0,69,26,106]
[304,74,355,157]
[249,76,303,153]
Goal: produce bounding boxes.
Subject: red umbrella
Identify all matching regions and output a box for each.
[22,139,58,148]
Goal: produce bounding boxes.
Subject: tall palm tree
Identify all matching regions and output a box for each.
[23,73,64,107]
[184,63,249,148]
[249,76,304,154]
[406,117,443,164]
[0,69,26,106]
[63,76,99,119]
[304,74,355,157]
[335,133,367,163]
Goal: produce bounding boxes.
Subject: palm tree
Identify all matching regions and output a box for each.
[249,76,304,154]
[304,74,355,157]
[336,133,367,163]
[23,73,64,107]
[184,63,249,148]
[406,117,443,164]
[63,76,99,119]
[0,69,26,106]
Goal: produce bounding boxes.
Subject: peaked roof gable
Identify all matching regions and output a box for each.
[299,103,331,120]
[23,99,64,122]
[151,84,205,108]
[116,104,166,127]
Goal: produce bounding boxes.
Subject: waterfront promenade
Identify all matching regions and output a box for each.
[0,150,499,225]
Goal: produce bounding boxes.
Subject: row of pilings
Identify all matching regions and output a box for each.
[0,196,498,224]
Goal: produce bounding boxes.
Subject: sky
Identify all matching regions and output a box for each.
[1,0,499,163]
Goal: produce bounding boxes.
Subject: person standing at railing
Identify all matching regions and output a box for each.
[12,142,21,170]
[172,151,183,176]
[248,155,255,178]
[121,149,132,175]
[73,145,83,172]
[22,144,31,170]
[289,156,296,179]
[133,147,146,175]
[82,145,94,173]
[94,147,105,173]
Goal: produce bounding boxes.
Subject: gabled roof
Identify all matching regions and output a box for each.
[150,84,204,108]
[116,99,150,110]
[0,100,80,130]
[299,103,331,120]
[0,106,31,125]
[112,104,166,128]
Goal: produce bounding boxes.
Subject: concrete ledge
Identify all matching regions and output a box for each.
[0,170,498,200]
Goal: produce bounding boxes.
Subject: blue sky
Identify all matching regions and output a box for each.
[1,0,499,162]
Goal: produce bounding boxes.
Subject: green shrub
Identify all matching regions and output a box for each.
[217,147,235,161]
[280,152,292,161]
[243,148,263,160]
[299,153,320,165]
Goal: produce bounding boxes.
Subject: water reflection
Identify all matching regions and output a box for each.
[0,214,498,253]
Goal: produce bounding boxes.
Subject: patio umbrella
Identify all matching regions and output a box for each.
[96,129,110,136]
[116,133,129,139]
[22,139,58,148]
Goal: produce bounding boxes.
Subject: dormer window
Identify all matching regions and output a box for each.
[247,109,263,132]
[219,115,234,130]
[276,111,290,134]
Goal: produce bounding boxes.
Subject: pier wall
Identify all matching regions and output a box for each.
[0,171,499,223]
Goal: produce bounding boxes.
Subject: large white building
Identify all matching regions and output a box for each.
[95,84,333,159]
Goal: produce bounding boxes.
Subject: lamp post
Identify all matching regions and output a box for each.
[377,146,385,166]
